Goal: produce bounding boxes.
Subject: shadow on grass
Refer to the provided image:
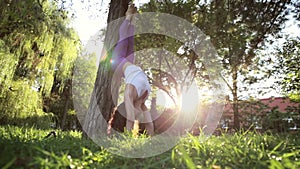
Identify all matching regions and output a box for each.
[0,126,99,168]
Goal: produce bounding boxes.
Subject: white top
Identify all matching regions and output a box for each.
[124,64,151,97]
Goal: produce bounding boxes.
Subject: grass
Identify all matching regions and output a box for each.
[0,125,299,169]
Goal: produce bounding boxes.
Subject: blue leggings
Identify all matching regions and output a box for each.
[111,19,135,71]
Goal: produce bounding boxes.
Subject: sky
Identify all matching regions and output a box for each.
[69,0,299,100]
[70,0,149,44]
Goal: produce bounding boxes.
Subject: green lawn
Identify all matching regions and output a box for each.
[0,125,299,169]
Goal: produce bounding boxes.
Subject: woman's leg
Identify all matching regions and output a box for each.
[125,24,135,63]
[126,5,136,63]
[111,19,131,70]
[111,6,136,70]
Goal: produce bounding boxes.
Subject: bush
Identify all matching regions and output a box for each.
[0,80,54,128]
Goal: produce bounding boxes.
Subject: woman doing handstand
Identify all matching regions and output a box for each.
[111,4,154,136]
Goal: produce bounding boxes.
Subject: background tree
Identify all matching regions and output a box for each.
[272,37,300,131]
[192,0,294,129]
[0,0,80,128]
[140,0,294,129]
[275,38,300,102]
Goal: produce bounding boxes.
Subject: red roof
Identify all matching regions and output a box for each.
[223,97,299,116]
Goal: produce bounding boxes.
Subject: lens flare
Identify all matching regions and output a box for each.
[73,12,226,158]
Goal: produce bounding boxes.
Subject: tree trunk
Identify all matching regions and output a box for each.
[61,78,72,130]
[232,66,240,129]
[82,0,131,139]
[61,96,69,130]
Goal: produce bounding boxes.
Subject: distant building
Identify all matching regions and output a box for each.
[220,97,300,131]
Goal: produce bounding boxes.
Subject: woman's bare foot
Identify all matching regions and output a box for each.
[125,4,137,22]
